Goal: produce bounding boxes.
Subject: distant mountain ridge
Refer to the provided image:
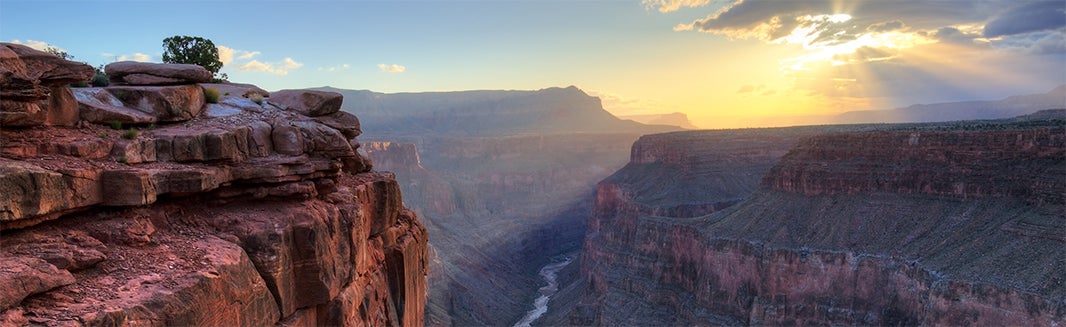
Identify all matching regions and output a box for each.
[313,86,680,136]
[618,112,698,129]
[834,85,1066,124]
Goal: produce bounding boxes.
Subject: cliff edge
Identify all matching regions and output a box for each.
[0,43,427,326]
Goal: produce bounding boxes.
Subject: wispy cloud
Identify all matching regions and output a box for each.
[239,57,304,76]
[318,64,351,72]
[983,1,1066,38]
[217,45,262,65]
[100,52,153,62]
[378,63,406,73]
[642,0,712,13]
[219,45,303,75]
[120,53,151,62]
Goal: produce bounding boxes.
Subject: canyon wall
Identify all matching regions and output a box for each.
[577,114,1065,325]
[364,133,641,326]
[0,44,427,326]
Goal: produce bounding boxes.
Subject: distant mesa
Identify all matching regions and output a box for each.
[312,86,680,137]
[834,85,1066,124]
[619,112,698,129]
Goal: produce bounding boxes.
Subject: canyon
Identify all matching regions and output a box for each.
[0,43,427,326]
[576,112,1066,325]
[328,86,680,325]
[4,40,1063,327]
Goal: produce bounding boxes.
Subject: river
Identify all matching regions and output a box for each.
[513,255,575,327]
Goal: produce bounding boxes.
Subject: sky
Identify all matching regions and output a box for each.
[2,0,1064,128]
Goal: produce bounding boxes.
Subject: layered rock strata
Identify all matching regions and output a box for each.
[0,43,427,326]
[577,116,1065,325]
[363,134,642,326]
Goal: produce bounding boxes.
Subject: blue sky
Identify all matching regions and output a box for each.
[3,0,1064,128]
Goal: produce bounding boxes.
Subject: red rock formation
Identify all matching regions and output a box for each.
[577,118,1065,325]
[0,43,427,326]
[104,61,213,86]
[1,43,94,127]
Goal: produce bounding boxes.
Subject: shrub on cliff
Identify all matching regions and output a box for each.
[204,87,221,104]
[248,92,264,105]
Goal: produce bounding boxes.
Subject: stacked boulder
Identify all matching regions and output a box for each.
[0,43,425,326]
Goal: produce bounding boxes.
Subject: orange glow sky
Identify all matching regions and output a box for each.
[2,0,1063,128]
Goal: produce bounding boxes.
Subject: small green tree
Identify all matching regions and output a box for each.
[162,35,223,75]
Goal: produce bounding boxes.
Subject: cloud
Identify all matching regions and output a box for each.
[318,64,351,72]
[218,45,302,75]
[655,0,1066,109]
[378,63,406,73]
[218,46,235,64]
[217,45,261,65]
[868,20,905,33]
[239,57,304,76]
[992,29,1066,54]
[238,51,260,60]
[642,0,712,13]
[983,1,1066,37]
[100,52,153,62]
[119,53,152,62]
[9,39,60,52]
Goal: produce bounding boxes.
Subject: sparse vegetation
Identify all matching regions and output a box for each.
[204,87,221,104]
[118,156,128,164]
[91,65,109,87]
[44,47,72,60]
[122,128,137,140]
[147,123,157,130]
[249,93,264,105]
[98,132,108,139]
[109,120,123,130]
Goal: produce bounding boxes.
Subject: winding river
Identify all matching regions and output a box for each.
[513,255,575,327]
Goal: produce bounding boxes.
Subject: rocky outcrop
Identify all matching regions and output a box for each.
[1,43,94,127]
[576,116,1066,325]
[0,43,427,326]
[270,89,343,117]
[104,61,213,85]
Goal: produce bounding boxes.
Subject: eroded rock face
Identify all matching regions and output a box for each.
[576,117,1066,326]
[105,61,213,85]
[0,44,427,326]
[1,43,94,127]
